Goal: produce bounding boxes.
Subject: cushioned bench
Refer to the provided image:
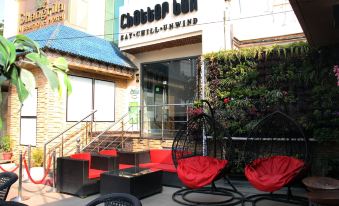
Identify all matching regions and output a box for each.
[99,149,134,170]
[98,149,183,187]
[139,149,183,187]
[56,152,117,197]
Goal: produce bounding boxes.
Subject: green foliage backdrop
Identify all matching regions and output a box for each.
[204,42,339,141]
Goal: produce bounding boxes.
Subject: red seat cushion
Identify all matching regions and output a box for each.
[119,164,134,170]
[177,156,228,189]
[99,149,117,156]
[140,162,177,173]
[70,152,91,167]
[245,155,305,192]
[150,149,174,165]
[89,168,105,179]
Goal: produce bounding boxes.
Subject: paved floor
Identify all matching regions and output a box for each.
[5,179,307,206]
[2,163,308,206]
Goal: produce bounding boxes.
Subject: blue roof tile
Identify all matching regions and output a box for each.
[23,24,135,69]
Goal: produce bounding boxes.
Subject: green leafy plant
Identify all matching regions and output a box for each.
[204,42,339,141]
[0,135,12,152]
[32,148,44,167]
[0,34,72,129]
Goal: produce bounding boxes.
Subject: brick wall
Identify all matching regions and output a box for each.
[7,65,132,162]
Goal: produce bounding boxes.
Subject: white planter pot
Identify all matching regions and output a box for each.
[29,167,44,181]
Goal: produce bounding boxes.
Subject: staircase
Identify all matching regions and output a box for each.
[82,131,139,152]
[81,111,140,153]
[43,110,97,168]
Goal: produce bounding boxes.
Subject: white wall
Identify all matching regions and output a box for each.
[3,0,19,38]
[119,0,303,55]
[66,0,105,36]
[133,43,202,67]
[119,0,226,54]
[87,0,105,36]
[229,0,303,40]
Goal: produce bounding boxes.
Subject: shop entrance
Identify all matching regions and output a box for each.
[141,57,197,139]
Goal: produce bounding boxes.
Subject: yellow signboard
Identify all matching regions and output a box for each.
[19,1,66,33]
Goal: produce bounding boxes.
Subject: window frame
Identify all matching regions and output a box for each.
[66,75,116,122]
[20,88,38,146]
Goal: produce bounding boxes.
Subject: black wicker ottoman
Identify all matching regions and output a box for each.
[100,167,162,199]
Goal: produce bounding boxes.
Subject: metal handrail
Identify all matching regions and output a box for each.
[82,112,129,151]
[43,110,97,169]
[101,121,135,151]
[82,103,193,152]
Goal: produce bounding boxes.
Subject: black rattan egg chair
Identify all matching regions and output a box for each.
[172,100,243,206]
[0,172,18,201]
[243,111,310,206]
[86,193,142,206]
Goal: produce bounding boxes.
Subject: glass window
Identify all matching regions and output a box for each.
[104,0,115,41]
[20,89,37,146]
[20,118,37,146]
[21,90,37,117]
[67,76,115,122]
[67,76,93,121]
[94,80,115,121]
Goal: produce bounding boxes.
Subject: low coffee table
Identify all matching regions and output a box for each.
[100,167,163,199]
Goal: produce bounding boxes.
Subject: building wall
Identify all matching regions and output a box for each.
[7,66,130,161]
[3,0,106,38]
[229,0,303,41]
[118,0,226,53]
[118,0,305,150]
[3,0,19,37]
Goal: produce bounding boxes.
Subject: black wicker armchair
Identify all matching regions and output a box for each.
[86,193,142,206]
[243,111,310,206]
[0,172,18,201]
[0,200,28,206]
[171,100,243,206]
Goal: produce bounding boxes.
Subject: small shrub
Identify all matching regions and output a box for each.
[32,148,44,167]
[0,136,12,152]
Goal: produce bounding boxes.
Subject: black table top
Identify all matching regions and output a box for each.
[117,150,150,154]
[103,167,161,178]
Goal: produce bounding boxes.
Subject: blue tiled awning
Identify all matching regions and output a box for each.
[22,24,135,69]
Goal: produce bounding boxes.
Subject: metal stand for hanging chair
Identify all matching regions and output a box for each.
[172,100,244,206]
[242,111,310,206]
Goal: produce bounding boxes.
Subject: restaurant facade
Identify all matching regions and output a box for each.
[1,0,306,157]
[117,0,305,147]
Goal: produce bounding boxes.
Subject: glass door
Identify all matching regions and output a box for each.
[141,57,197,139]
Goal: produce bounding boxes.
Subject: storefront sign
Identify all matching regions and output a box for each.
[120,18,198,41]
[19,0,66,33]
[120,0,198,41]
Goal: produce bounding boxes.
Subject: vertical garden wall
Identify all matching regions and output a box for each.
[204,42,339,176]
[204,42,339,141]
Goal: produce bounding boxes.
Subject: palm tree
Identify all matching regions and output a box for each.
[0,34,72,129]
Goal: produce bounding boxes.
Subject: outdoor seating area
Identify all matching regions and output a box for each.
[1,102,339,205]
[42,102,334,206]
[0,99,338,206]
[1,0,339,205]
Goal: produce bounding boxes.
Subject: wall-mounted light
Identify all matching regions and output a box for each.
[135,73,140,83]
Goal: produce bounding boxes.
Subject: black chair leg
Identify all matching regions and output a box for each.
[245,193,309,206]
[173,185,244,206]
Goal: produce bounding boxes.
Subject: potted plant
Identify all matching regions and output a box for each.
[30,148,44,181]
[0,135,13,160]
